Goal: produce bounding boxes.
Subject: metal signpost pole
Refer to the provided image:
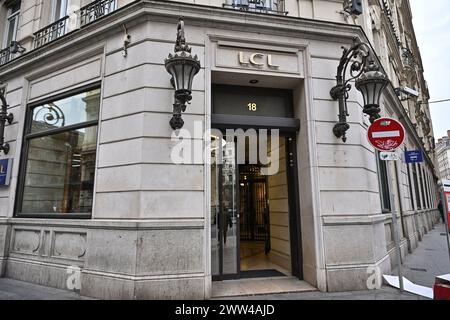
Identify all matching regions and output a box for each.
[368,117,406,292]
[439,184,450,262]
[385,157,405,292]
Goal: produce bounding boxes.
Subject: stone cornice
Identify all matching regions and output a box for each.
[0,217,205,229]
[0,0,366,78]
[322,214,387,226]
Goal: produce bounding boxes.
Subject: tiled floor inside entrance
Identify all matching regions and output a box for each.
[211,277,317,298]
[240,241,290,275]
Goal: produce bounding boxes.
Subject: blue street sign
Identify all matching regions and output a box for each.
[0,159,13,187]
[405,150,423,164]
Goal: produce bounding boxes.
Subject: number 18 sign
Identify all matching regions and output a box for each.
[368,118,405,152]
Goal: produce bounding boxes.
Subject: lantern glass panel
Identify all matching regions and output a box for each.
[375,82,384,105]
[183,64,192,90]
[166,65,176,86]
[175,64,184,90]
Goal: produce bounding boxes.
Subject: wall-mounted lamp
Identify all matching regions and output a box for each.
[10,41,26,54]
[122,25,131,58]
[164,18,201,130]
[394,86,419,102]
[330,38,389,142]
[344,0,363,15]
[0,90,14,155]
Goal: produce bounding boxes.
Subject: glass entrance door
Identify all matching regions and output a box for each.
[211,135,240,279]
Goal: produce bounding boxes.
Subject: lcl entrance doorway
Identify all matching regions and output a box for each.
[239,164,271,273]
[210,84,302,281]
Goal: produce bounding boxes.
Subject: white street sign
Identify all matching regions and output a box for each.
[372,131,401,139]
[380,152,402,161]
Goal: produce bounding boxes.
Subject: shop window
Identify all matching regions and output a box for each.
[15,86,100,218]
[3,0,21,48]
[376,152,391,213]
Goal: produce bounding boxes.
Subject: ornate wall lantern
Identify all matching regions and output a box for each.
[330,38,389,142]
[165,18,201,130]
[0,90,14,155]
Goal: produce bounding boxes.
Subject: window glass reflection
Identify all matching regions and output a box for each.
[31,89,100,134]
[21,127,98,214]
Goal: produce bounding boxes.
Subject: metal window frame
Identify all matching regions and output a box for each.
[14,82,101,219]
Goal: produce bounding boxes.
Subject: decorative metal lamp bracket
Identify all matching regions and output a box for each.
[0,89,14,155]
[330,38,371,142]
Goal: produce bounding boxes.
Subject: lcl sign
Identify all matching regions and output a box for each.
[238,51,279,69]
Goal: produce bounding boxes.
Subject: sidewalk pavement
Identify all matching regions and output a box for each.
[402,223,450,288]
[0,223,449,300]
[0,278,90,300]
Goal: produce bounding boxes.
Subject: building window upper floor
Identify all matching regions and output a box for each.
[32,0,118,49]
[0,0,20,65]
[52,0,69,22]
[3,0,20,48]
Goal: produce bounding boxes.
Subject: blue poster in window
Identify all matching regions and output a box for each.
[0,159,13,187]
[405,150,423,164]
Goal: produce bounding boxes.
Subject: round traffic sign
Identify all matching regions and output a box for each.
[367,117,405,152]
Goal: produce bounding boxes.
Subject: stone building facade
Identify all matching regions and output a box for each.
[437,131,450,181]
[0,0,440,299]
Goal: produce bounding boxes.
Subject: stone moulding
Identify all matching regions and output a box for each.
[322,214,387,226]
[9,227,87,263]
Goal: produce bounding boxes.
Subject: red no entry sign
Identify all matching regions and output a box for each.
[368,118,405,152]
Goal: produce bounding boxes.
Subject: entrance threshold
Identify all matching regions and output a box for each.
[211,277,316,298]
